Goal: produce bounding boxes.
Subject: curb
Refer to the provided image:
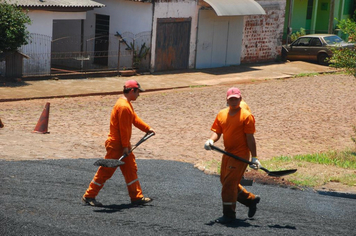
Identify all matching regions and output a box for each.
[317,190,356,199]
[0,85,191,102]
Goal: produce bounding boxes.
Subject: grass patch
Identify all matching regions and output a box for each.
[332,173,356,187]
[293,72,319,78]
[274,150,356,169]
[204,159,221,174]
[289,176,321,187]
[267,149,356,187]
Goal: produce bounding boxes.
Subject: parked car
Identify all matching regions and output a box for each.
[282,34,355,65]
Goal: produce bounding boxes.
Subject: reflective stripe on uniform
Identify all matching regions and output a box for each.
[91,180,102,187]
[127,178,139,186]
[223,202,236,205]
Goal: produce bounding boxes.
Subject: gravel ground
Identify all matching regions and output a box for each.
[0,74,355,193]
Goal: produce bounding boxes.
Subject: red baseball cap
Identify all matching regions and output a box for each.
[124,80,145,91]
[226,87,241,99]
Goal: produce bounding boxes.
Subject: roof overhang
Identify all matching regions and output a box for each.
[2,0,105,12]
[203,0,266,16]
[127,0,152,2]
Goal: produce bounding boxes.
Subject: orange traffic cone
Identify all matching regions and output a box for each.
[33,102,50,134]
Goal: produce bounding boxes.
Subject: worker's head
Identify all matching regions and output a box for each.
[226,87,242,110]
[123,80,144,93]
[123,80,144,101]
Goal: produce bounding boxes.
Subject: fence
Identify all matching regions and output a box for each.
[1,31,151,78]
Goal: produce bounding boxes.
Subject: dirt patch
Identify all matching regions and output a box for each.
[1,74,355,193]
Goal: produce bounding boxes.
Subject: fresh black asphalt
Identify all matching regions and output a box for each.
[1,159,355,235]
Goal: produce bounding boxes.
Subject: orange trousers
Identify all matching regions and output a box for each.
[220,154,256,218]
[83,141,143,201]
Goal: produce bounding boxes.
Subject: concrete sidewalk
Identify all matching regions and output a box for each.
[0,61,335,102]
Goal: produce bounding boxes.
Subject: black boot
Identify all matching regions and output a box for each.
[215,215,235,224]
[215,204,236,224]
[248,195,260,218]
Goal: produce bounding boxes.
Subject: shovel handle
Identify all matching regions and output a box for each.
[210,145,253,165]
[210,144,297,177]
[119,132,155,161]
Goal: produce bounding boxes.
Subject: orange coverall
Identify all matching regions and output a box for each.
[211,106,258,218]
[240,100,250,112]
[83,97,151,201]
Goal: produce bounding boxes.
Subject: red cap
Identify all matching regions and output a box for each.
[226,87,241,99]
[124,80,145,91]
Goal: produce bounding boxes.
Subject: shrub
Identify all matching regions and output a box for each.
[329,18,356,77]
[290,28,306,42]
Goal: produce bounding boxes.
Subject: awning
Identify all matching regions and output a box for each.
[203,0,266,16]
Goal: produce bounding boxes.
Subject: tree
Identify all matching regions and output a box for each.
[0,1,31,53]
[329,17,356,77]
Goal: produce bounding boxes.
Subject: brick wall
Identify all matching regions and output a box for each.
[241,0,286,64]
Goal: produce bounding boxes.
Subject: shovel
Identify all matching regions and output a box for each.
[210,144,297,177]
[93,132,155,168]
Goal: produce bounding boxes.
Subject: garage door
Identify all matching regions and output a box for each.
[196,10,243,69]
[155,18,191,71]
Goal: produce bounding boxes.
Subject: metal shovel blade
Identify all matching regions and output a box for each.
[93,159,125,167]
[262,167,297,177]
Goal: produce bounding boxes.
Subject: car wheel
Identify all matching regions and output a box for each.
[317,53,329,65]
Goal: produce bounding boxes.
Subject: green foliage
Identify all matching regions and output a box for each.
[329,46,356,76]
[290,28,306,42]
[0,1,31,52]
[329,18,356,76]
[335,18,356,42]
[129,42,150,69]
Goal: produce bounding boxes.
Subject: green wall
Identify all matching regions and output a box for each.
[315,0,330,33]
[292,0,309,33]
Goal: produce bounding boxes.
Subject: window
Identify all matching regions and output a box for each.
[294,38,311,46]
[310,38,322,46]
[94,14,110,66]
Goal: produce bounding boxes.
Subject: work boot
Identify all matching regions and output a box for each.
[131,197,153,206]
[81,197,103,207]
[215,215,235,224]
[248,195,260,218]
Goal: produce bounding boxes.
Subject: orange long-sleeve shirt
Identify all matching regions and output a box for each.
[211,107,255,158]
[107,97,150,148]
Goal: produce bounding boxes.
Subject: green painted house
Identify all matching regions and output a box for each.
[284,0,355,42]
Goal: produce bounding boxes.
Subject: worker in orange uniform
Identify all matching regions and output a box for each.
[82,80,155,207]
[204,87,261,224]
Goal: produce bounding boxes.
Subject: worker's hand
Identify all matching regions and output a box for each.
[204,139,214,150]
[249,157,261,170]
[123,147,130,157]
